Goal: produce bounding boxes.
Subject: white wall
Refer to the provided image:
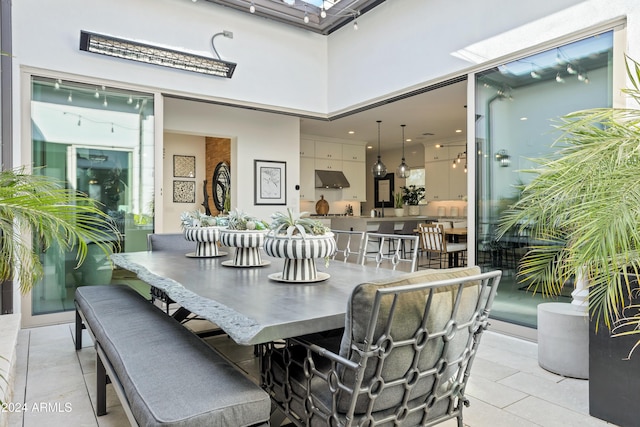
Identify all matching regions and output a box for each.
[163,98,301,222]
[327,0,640,113]
[163,133,207,233]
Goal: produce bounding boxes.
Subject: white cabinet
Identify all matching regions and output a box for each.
[342,160,366,201]
[425,161,450,201]
[450,168,467,200]
[299,157,316,201]
[315,158,342,171]
[342,144,366,162]
[300,139,315,158]
[314,142,342,160]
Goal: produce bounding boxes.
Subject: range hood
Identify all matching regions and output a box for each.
[315,170,351,189]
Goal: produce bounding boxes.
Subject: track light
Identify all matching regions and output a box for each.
[67,91,73,102]
[249,1,255,13]
[556,73,565,83]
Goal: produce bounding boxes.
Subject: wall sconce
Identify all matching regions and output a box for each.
[79,30,236,78]
[495,149,511,167]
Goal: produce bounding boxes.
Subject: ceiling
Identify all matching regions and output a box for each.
[300,79,469,154]
[202,0,386,35]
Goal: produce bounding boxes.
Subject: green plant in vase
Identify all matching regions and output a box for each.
[219,209,269,267]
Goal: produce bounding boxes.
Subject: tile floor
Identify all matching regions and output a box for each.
[6,321,616,427]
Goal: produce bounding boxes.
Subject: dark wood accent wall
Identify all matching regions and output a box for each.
[205,137,231,216]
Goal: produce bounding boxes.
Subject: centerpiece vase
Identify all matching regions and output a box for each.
[219,229,267,266]
[184,226,221,257]
[263,232,336,282]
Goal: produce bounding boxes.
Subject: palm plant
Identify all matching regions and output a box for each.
[0,168,119,293]
[497,56,640,336]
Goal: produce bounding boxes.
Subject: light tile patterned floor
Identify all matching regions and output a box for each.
[6,322,616,427]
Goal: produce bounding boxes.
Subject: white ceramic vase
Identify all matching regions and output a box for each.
[408,205,420,216]
[184,226,221,257]
[394,208,405,217]
[219,229,267,266]
[263,232,336,281]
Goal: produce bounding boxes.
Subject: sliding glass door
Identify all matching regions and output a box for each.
[29,77,155,318]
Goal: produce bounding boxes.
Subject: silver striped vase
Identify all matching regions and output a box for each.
[263,232,336,281]
[219,229,266,266]
[184,227,221,257]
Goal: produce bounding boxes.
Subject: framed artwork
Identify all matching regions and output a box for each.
[173,180,196,203]
[374,173,394,208]
[254,160,286,205]
[173,155,196,178]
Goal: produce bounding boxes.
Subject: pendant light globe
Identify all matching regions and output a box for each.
[396,124,411,178]
[372,120,387,178]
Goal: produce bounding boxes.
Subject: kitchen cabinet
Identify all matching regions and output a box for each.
[299,157,316,201]
[314,141,342,160]
[424,143,467,201]
[425,160,450,201]
[300,139,315,158]
[342,144,366,162]
[342,160,366,201]
[315,158,342,171]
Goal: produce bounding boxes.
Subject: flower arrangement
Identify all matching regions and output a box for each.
[180,210,217,228]
[401,185,426,205]
[269,208,330,238]
[226,208,268,230]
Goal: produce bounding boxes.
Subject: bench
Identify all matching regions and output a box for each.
[75,285,270,427]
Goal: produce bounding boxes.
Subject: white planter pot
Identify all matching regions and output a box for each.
[263,233,336,282]
[184,227,221,257]
[394,208,405,217]
[408,205,420,216]
[219,229,267,266]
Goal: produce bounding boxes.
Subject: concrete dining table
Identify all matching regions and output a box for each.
[110,251,404,346]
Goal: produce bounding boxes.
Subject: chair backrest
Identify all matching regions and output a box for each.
[335,267,502,423]
[375,221,396,234]
[435,221,453,230]
[419,223,446,253]
[330,230,365,263]
[147,233,196,253]
[361,232,419,272]
[397,219,419,235]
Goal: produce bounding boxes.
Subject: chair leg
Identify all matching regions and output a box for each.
[96,352,107,416]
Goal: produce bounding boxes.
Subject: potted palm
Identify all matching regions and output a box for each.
[497,57,640,426]
[219,208,269,267]
[0,168,117,408]
[263,209,335,282]
[401,185,425,216]
[393,191,404,217]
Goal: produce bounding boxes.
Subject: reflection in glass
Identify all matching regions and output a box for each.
[475,31,614,328]
[30,77,155,316]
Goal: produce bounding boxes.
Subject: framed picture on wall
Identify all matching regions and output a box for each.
[173,180,196,203]
[254,160,286,205]
[173,155,196,178]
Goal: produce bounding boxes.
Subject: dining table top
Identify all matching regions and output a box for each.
[111,250,404,346]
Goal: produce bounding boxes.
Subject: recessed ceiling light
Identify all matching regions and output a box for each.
[520,117,528,121]
[348,130,355,134]
[455,129,462,133]
[435,144,443,148]
[366,145,373,149]
[406,138,412,142]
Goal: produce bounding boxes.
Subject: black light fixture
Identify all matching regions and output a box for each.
[372,120,387,178]
[396,124,410,178]
[79,30,236,78]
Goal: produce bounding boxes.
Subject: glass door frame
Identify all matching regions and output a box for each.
[19,67,162,328]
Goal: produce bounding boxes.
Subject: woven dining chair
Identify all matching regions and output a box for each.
[418,223,467,269]
[260,267,502,427]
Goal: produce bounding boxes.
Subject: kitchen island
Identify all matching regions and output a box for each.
[330,216,463,232]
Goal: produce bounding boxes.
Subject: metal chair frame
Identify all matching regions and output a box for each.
[361,232,419,272]
[260,270,502,427]
[330,230,365,263]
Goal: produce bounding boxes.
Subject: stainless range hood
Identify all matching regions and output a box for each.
[315,170,351,189]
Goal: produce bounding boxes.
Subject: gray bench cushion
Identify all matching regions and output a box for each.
[76,285,270,427]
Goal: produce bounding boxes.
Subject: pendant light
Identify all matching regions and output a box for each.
[372,120,387,178]
[396,124,411,178]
